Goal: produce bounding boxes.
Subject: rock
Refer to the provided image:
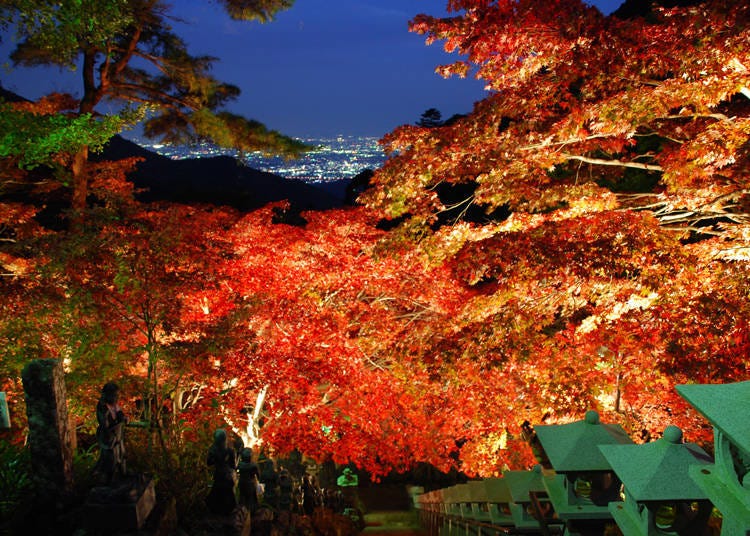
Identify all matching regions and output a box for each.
[84,475,156,532]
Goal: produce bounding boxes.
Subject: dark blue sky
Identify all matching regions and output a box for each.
[1,0,623,138]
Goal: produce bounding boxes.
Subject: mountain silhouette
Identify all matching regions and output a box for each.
[95,135,342,211]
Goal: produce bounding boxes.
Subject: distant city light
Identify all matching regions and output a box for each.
[135,136,387,183]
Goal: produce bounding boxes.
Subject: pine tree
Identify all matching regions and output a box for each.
[417,108,444,128]
[1,0,308,218]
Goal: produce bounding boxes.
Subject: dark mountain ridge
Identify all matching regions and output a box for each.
[95,135,343,211]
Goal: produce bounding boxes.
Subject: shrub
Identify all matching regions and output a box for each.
[0,440,32,534]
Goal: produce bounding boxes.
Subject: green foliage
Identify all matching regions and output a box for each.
[0,314,46,378]
[0,103,142,170]
[71,444,99,497]
[125,423,216,521]
[3,0,308,188]
[4,0,133,68]
[216,0,295,22]
[0,440,32,529]
[193,110,311,159]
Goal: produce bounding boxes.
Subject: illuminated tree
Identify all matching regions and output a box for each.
[194,204,476,475]
[3,0,750,480]
[360,0,750,472]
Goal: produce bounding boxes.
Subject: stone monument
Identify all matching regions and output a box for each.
[21,359,74,499]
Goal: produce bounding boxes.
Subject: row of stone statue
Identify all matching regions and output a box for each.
[207,428,276,516]
[206,429,361,518]
[92,382,360,525]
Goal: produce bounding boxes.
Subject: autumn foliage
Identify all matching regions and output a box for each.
[2,0,750,481]
[361,0,750,471]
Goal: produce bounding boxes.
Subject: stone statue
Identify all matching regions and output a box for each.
[206,429,238,515]
[237,448,260,513]
[301,474,320,516]
[278,467,293,512]
[95,382,128,484]
[259,453,280,510]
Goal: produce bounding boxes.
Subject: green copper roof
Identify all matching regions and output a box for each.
[676,381,750,454]
[480,477,513,503]
[534,410,634,472]
[467,480,489,502]
[600,426,713,501]
[503,465,546,503]
[443,483,472,503]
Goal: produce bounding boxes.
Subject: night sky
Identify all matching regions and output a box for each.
[1,0,623,138]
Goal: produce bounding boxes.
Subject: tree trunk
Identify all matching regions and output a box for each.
[71,145,89,220]
[70,48,98,224]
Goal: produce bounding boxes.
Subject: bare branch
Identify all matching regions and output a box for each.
[519,134,613,151]
[108,82,195,110]
[661,226,723,236]
[655,113,733,123]
[562,154,663,171]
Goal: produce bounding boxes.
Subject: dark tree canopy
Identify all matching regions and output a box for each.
[213,0,295,22]
[417,108,444,128]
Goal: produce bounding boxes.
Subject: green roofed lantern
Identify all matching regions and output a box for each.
[601,426,714,535]
[503,465,559,528]
[677,381,750,534]
[478,478,514,526]
[534,410,633,529]
[535,410,634,472]
[676,382,750,462]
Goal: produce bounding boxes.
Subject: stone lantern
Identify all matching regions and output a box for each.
[600,425,714,535]
[442,482,472,520]
[677,381,750,534]
[503,465,560,529]
[478,477,514,527]
[534,410,633,533]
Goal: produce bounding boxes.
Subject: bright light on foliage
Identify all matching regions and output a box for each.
[1,0,749,477]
